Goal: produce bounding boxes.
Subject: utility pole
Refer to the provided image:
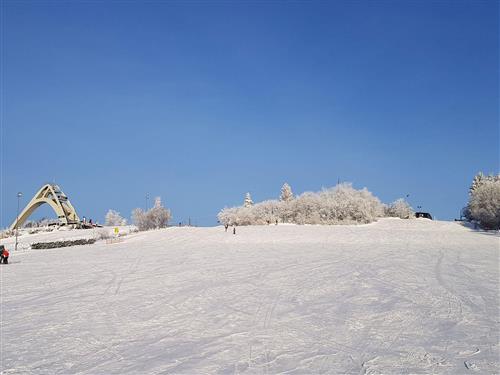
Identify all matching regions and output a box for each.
[145,193,149,211]
[15,192,23,251]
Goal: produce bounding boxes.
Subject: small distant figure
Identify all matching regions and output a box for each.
[82,216,86,224]
[266,220,270,225]
[225,224,229,232]
[0,245,9,264]
[233,227,236,235]
[89,219,93,226]
[275,219,278,225]
[179,222,181,227]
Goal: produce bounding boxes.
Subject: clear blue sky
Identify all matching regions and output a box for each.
[1,0,498,227]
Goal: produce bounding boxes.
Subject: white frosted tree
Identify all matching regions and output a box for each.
[132,208,148,231]
[470,172,500,194]
[470,172,485,194]
[280,183,294,202]
[385,199,414,219]
[218,183,385,226]
[149,197,172,229]
[468,178,500,229]
[132,197,171,231]
[244,192,254,208]
[253,200,280,224]
[217,207,239,226]
[289,192,320,224]
[105,209,127,226]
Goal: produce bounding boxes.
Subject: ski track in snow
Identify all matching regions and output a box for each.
[0,219,499,374]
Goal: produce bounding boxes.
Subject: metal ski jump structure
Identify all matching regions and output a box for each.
[10,184,80,230]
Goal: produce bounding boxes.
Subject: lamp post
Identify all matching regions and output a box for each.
[15,192,22,252]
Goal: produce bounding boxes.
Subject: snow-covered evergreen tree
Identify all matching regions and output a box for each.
[105,209,127,226]
[244,192,254,208]
[280,183,294,202]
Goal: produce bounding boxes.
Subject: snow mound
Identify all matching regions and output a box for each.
[0,226,136,251]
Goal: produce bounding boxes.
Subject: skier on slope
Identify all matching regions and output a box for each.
[0,245,9,264]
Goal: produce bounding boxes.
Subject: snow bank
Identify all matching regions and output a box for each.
[0,226,135,251]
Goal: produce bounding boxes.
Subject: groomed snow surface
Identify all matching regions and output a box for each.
[1,219,498,374]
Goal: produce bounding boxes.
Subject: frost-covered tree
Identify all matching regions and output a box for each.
[149,197,172,229]
[132,208,148,231]
[385,199,414,219]
[218,200,281,226]
[254,200,280,224]
[315,184,384,224]
[132,197,171,231]
[105,209,127,226]
[470,172,485,194]
[218,183,385,226]
[218,207,239,226]
[277,183,295,223]
[289,192,321,224]
[244,192,254,208]
[468,178,500,229]
[280,183,294,202]
[470,172,500,194]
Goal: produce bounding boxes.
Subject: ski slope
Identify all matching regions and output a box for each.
[1,219,498,374]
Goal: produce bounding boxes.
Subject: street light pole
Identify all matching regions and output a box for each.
[15,192,22,252]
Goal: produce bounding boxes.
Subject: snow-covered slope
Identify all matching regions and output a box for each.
[1,219,498,374]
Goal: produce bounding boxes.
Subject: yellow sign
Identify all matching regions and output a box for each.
[114,227,119,235]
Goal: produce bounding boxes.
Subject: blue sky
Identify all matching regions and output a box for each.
[1,0,498,227]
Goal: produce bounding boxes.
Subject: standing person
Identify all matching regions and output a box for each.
[225,224,229,232]
[233,226,236,235]
[1,246,9,264]
[0,245,4,263]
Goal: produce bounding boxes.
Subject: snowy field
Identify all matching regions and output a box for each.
[1,219,498,374]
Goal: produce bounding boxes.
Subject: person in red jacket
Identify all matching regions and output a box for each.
[0,245,9,264]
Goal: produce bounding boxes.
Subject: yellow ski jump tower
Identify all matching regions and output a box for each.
[10,184,80,230]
